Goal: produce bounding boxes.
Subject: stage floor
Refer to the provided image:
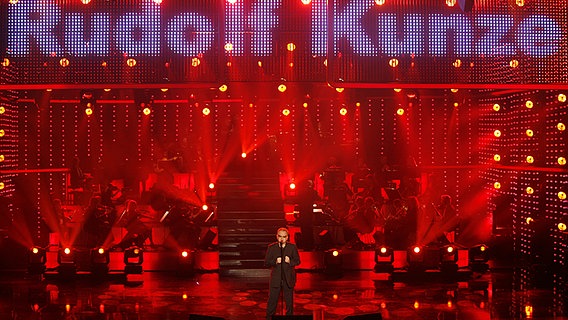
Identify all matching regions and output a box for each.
[0,268,566,320]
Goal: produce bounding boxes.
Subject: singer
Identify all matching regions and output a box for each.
[264,227,301,319]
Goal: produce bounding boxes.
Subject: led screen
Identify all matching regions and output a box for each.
[1,0,567,84]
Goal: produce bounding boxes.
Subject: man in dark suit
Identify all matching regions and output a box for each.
[265,227,301,319]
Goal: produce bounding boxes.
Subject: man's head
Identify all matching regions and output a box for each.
[276,228,289,244]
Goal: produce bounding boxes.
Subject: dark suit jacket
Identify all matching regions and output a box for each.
[264,242,300,288]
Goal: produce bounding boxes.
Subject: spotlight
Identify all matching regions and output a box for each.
[469,245,489,273]
[241,152,247,158]
[90,247,110,276]
[59,58,70,67]
[324,249,343,276]
[178,249,195,275]
[142,107,152,115]
[407,245,426,272]
[124,246,143,275]
[288,181,296,190]
[208,182,216,191]
[28,247,47,275]
[57,247,76,277]
[440,245,458,273]
[389,58,399,67]
[374,246,394,273]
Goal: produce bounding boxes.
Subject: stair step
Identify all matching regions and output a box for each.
[219,268,270,277]
[219,260,266,268]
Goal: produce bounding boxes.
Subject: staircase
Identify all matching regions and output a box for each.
[216,160,285,277]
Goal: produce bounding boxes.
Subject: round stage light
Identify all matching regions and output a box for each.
[191,57,201,67]
[526,217,534,224]
[224,43,233,52]
[493,104,500,111]
[393,88,402,92]
[516,0,524,6]
[558,94,567,102]
[558,123,566,131]
[558,191,566,200]
[0,106,5,114]
[126,58,137,67]
[202,107,210,116]
[396,108,405,116]
[389,58,399,67]
[282,109,290,116]
[98,248,105,254]
[452,59,461,68]
[1,58,10,67]
[493,182,501,189]
[412,246,421,254]
[241,152,247,158]
[494,130,501,137]
[526,156,534,163]
[286,43,296,52]
[85,108,93,116]
[335,87,344,93]
[302,0,312,4]
[202,204,208,211]
[181,251,189,258]
[526,129,534,137]
[143,107,151,115]
[0,182,4,190]
[0,129,5,137]
[558,157,566,165]
[558,223,567,231]
[0,155,4,162]
[494,154,501,162]
[375,0,385,5]
[59,58,69,67]
[332,250,339,257]
[509,59,519,68]
[339,108,347,115]
[64,247,71,255]
[278,84,287,93]
[526,187,534,194]
[446,0,456,7]
[208,182,215,190]
[219,84,228,92]
[525,100,533,108]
